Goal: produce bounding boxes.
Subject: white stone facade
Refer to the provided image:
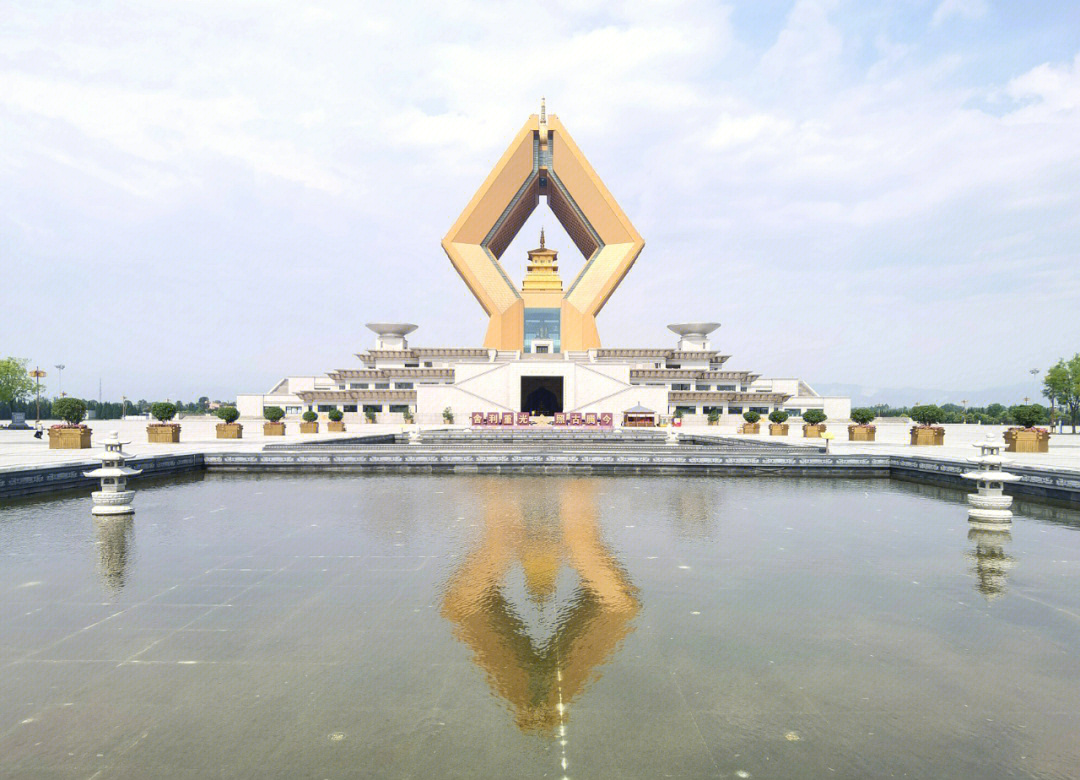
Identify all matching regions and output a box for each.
[237,324,850,426]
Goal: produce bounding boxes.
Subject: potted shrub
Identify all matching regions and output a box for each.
[848,408,876,441]
[365,407,378,425]
[442,407,454,425]
[707,408,720,426]
[909,404,945,445]
[300,410,319,434]
[49,397,91,449]
[403,408,414,424]
[327,408,345,432]
[741,410,761,434]
[147,402,181,443]
[263,406,285,436]
[1004,404,1049,452]
[803,409,827,437]
[214,406,243,439]
[768,410,789,436]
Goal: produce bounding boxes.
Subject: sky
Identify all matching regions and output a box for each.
[2,0,1079,403]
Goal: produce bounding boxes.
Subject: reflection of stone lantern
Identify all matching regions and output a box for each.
[967,526,1014,600]
[962,435,1019,531]
[83,431,142,515]
[94,516,134,592]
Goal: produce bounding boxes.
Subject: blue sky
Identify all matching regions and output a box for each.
[2,0,1079,401]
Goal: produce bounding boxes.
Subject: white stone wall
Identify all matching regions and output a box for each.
[415,360,667,424]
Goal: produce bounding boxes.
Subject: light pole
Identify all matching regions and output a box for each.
[54,364,65,397]
[961,399,968,424]
[29,368,46,423]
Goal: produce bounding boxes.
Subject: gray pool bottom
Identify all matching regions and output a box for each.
[2,474,1079,778]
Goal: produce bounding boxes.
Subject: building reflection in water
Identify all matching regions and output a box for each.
[94,516,134,593]
[440,478,639,733]
[967,524,1014,601]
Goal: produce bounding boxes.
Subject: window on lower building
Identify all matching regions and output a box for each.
[667,363,681,369]
[785,408,802,416]
[703,406,723,415]
[728,406,743,414]
[675,406,696,416]
[751,406,769,414]
[717,384,736,391]
[672,383,690,391]
[363,404,383,414]
[349,383,367,389]
[424,361,433,367]
[395,382,413,389]
[317,405,334,412]
[405,363,419,368]
[375,383,390,390]
[343,405,357,413]
[695,384,711,391]
[389,404,410,414]
[285,406,302,415]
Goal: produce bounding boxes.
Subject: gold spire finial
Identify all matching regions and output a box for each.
[539,227,545,248]
[540,97,546,123]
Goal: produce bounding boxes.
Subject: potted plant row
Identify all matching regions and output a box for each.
[768,410,789,435]
[263,406,285,436]
[848,408,876,441]
[1004,404,1050,453]
[707,408,720,426]
[442,407,454,425]
[300,410,319,434]
[49,397,91,449]
[327,408,345,432]
[803,409,827,437]
[740,410,760,434]
[147,402,181,443]
[909,405,945,445]
[215,406,242,439]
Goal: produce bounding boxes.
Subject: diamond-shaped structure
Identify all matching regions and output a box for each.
[442,103,645,351]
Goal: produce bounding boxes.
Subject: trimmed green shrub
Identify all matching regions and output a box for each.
[442,407,454,423]
[1009,404,1048,429]
[53,397,87,426]
[327,408,343,422]
[215,406,240,424]
[850,407,875,426]
[768,410,789,424]
[263,406,285,422]
[743,411,761,424]
[403,408,414,423]
[707,408,720,422]
[909,404,944,427]
[366,408,378,422]
[302,410,318,423]
[150,402,177,423]
[803,409,827,425]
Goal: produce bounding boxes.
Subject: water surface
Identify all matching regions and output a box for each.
[2,475,1079,778]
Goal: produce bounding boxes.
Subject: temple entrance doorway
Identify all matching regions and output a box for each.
[521,376,563,416]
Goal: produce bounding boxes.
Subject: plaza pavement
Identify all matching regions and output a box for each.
[1,417,1078,474]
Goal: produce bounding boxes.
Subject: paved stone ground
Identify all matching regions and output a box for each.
[2,419,1078,473]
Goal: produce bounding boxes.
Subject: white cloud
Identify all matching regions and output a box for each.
[1,1,1078,397]
[931,0,988,27]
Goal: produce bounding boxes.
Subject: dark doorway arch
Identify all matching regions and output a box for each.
[521,376,563,415]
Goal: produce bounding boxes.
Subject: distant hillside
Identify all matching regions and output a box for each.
[812,381,1046,408]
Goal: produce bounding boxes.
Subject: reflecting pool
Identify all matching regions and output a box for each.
[2,475,1080,778]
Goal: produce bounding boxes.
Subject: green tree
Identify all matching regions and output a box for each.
[910,404,945,426]
[0,357,36,408]
[1044,355,1080,433]
[53,397,87,426]
[850,408,876,426]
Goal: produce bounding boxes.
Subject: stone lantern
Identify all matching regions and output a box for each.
[962,435,1019,531]
[83,431,142,515]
